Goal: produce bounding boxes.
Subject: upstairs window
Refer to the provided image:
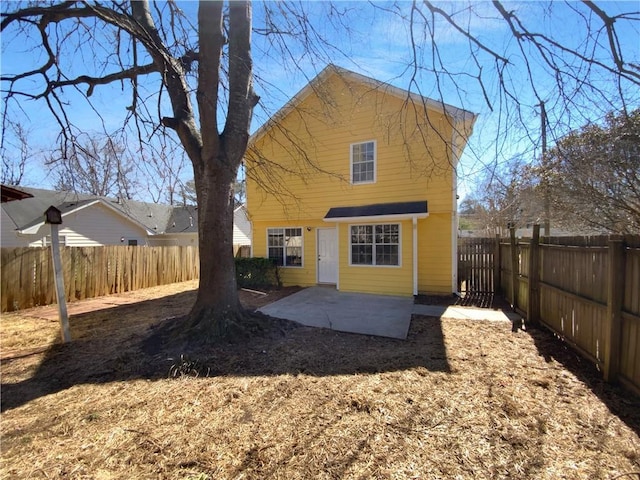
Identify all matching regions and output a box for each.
[268,227,303,267]
[351,140,376,184]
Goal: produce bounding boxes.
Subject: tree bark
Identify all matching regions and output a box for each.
[187,160,242,338]
[183,1,256,339]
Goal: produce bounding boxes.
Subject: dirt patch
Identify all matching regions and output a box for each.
[0,282,300,359]
[1,282,639,479]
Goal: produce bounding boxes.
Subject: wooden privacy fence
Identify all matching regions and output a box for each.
[498,229,640,395]
[458,237,499,294]
[1,246,199,312]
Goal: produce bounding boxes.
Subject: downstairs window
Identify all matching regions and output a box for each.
[268,227,303,267]
[350,224,399,266]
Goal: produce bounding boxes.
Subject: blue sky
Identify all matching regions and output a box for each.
[1,1,639,201]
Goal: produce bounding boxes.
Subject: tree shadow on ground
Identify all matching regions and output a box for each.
[1,291,449,412]
[528,325,640,438]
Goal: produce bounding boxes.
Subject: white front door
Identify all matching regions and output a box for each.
[317,228,338,284]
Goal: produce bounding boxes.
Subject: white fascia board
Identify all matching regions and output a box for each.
[19,199,100,234]
[249,65,478,146]
[19,199,156,235]
[334,66,477,124]
[20,225,43,235]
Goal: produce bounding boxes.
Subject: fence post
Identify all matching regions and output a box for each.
[493,234,501,295]
[603,237,625,382]
[527,225,541,327]
[509,227,519,310]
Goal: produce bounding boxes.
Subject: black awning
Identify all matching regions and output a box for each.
[324,200,428,219]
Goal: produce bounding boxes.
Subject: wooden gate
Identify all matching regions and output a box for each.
[457,237,498,296]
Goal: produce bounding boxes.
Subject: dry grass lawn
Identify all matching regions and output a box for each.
[1,281,639,480]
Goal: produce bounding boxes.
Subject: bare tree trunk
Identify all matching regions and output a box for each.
[187,160,242,338]
[178,1,257,339]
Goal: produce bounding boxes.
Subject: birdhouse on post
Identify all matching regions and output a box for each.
[44,205,71,343]
[44,205,63,225]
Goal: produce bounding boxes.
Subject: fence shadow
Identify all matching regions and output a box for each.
[1,293,450,412]
[527,326,640,437]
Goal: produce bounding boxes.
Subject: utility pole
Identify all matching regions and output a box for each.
[540,101,551,236]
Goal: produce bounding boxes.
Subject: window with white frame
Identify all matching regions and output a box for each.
[350,224,399,266]
[267,227,303,267]
[351,140,376,184]
[44,235,67,246]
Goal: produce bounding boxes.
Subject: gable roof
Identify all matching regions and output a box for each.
[1,185,176,235]
[250,64,477,145]
[164,205,199,234]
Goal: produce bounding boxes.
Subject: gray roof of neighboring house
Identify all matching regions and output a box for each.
[1,185,181,234]
[165,205,199,234]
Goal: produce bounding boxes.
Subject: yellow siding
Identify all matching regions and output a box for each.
[246,74,455,223]
[418,213,454,294]
[337,221,413,297]
[251,219,323,287]
[246,69,462,295]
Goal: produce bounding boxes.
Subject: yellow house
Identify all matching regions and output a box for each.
[245,65,476,297]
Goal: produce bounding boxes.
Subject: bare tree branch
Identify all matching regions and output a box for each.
[423,1,510,65]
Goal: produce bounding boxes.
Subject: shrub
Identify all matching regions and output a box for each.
[235,257,281,289]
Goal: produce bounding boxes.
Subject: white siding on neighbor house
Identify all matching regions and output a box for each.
[2,201,254,248]
[55,203,150,246]
[1,202,151,247]
[233,207,251,245]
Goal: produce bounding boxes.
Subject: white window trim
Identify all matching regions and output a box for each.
[348,223,402,268]
[350,139,377,185]
[44,235,67,247]
[266,227,304,268]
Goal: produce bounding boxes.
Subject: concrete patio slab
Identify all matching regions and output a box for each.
[258,287,522,339]
[258,287,414,339]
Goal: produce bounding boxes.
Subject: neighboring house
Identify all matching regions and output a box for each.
[0,185,251,249]
[245,65,476,296]
[233,205,252,247]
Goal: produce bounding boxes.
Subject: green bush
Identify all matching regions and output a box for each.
[235,257,281,289]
